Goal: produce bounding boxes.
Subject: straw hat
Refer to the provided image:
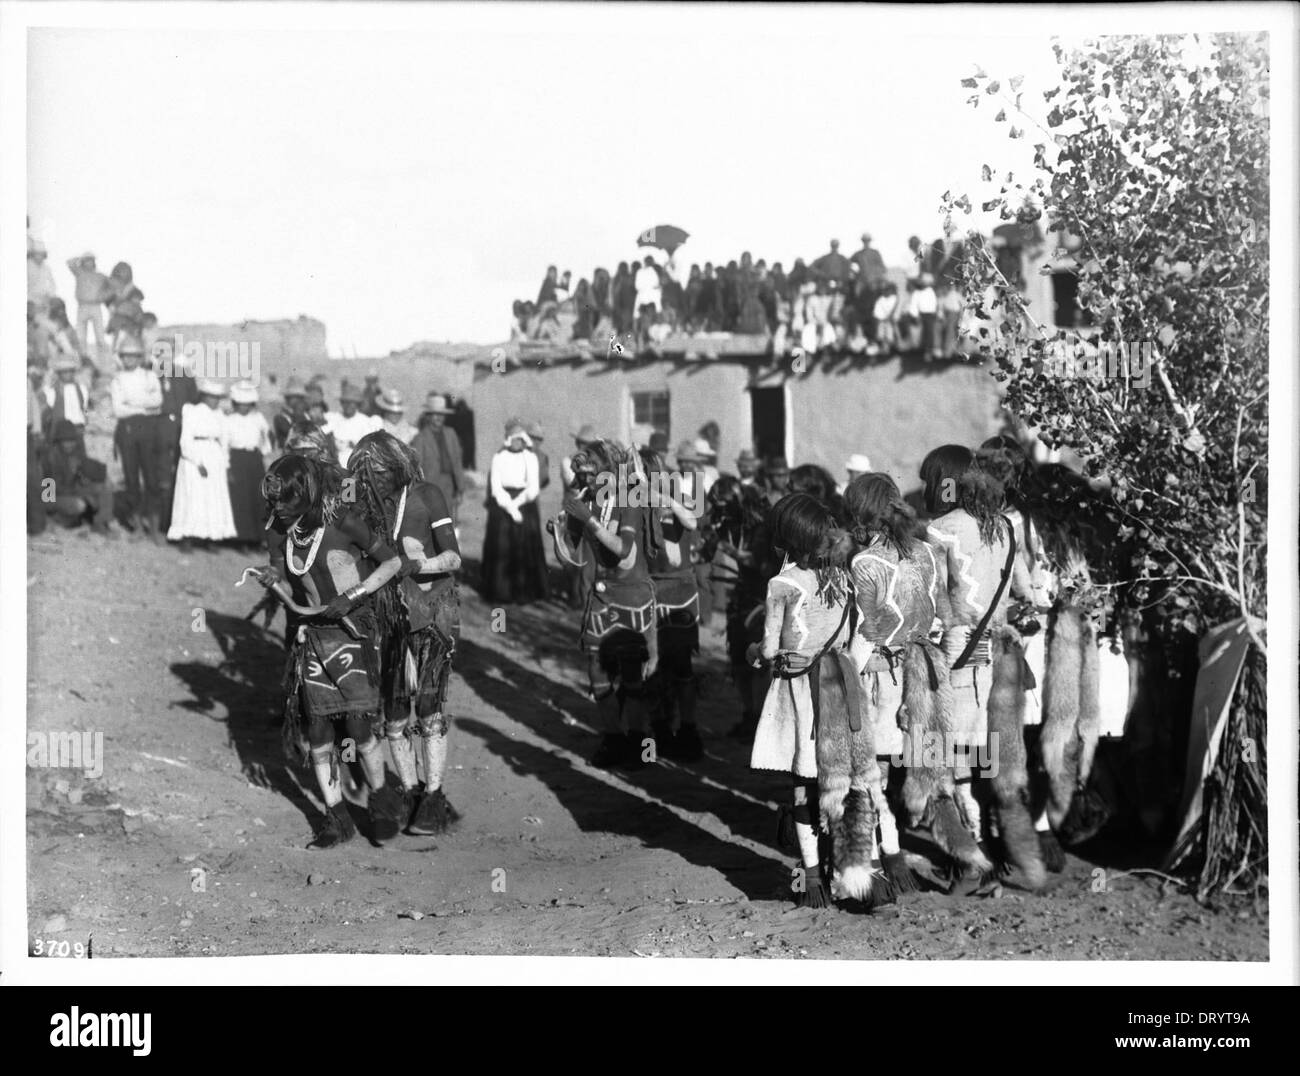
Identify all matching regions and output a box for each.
[692,437,717,460]
[845,453,872,475]
[526,421,545,442]
[574,424,598,445]
[736,448,758,465]
[282,376,307,398]
[676,440,703,463]
[196,378,229,398]
[231,380,259,405]
[376,388,405,413]
[423,392,454,414]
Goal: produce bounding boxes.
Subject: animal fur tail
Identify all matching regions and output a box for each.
[898,639,955,825]
[987,626,1045,890]
[928,795,993,872]
[829,789,878,902]
[1040,604,1082,830]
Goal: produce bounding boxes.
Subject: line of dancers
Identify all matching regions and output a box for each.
[551,434,1110,912]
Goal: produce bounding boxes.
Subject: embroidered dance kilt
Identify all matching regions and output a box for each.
[581,579,657,675]
[860,652,906,758]
[288,609,382,722]
[653,573,700,657]
[948,626,993,748]
[751,649,865,779]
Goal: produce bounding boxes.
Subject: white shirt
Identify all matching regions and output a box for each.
[45,382,87,426]
[111,367,163,418]
[489,447,539,510]
[324,410,381,467]
[380,417,417,445]
[913,287,938,316]
[226,409,272,453]
[635,264,662,309]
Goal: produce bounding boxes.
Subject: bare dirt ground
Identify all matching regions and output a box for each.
[26,501,1267,961]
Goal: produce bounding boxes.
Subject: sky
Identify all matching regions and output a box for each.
[27,5,1072,355]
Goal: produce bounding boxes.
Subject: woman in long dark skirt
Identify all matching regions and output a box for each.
[226,380,273,546]
[482,420,549,603]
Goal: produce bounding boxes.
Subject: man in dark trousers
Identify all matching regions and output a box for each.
[413,392,465,522]
[110,339,164,541]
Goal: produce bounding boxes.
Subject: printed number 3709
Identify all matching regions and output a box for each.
[32,937,88,957]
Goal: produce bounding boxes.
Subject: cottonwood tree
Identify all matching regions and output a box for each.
[942,33,1269,896]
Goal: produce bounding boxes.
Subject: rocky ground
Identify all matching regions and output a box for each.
[25,503,1267,961]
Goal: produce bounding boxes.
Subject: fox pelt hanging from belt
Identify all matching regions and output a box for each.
[1039,601,1101,833]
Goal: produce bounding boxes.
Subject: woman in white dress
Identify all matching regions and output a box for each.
[168,378,236,546]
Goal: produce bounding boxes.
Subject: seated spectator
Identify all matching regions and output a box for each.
[42,419,114,535]
[537,265,559,306]
[511,300,529,341]
[572,278,594,340]
[635,255,662,346]
[872,283,899,355]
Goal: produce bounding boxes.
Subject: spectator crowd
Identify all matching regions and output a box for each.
[511,233,970,362]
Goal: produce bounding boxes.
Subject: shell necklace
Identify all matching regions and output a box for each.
[286,516,324,575]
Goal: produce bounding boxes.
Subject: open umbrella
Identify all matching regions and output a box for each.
[636,225,689,256]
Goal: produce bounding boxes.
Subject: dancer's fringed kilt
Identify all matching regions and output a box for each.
[384,588,459,718]
[281,606,382,769]
[811,651,877,902]
[987,626,1046,889]
[1040,603,1101,831]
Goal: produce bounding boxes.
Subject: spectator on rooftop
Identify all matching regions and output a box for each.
[811,239,852,289]
[573,278,594,340]
[555,270,573,304]
[27,239,58,315]
[634,254,663,347]
[612,261,635,337]
[537,265,559,306]
[67,252,112,361]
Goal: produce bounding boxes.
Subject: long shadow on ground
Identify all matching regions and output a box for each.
[168,609,323,832]
[455,633,791,901]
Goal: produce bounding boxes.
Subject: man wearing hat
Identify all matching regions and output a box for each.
[43,353,91,439]
[152,337,201,533]
[412,392,464,521]
[844,453,872,486]
[324,381,381,467]
[693,437,720,495]
[360,369,384,417]
[851,233,887,337]
[41,419,114,535]
[561,424,598,489]
[273,376,309,450]
[110,339,165,540]
[376,388,417,445]
[27,238,58,315]
[736,447,760,487]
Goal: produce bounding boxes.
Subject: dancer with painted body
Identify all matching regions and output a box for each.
[748,494,861,908]
[840,473,954,899]
[349,431,462,835]
[640,446,705,762]
[250,454,404,848]
[550,439,660,769]
[923,444,1042,891]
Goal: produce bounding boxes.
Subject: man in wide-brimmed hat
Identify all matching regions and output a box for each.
[324,380,381,467]
[561,424,598,488]
[736,447,760,486]
[375,388,416,445]
[43,352,90,439]
[273,376,309,450]
[412,392,464,520]
[110,338,165,540]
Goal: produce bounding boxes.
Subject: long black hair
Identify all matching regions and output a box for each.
[768,492,851,605]
[919,444,972,517]
[959,443,1016,546]
[261,453,346,530]
[349,430,425,539]
[843,473,927,559]
[789,463,847,524]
